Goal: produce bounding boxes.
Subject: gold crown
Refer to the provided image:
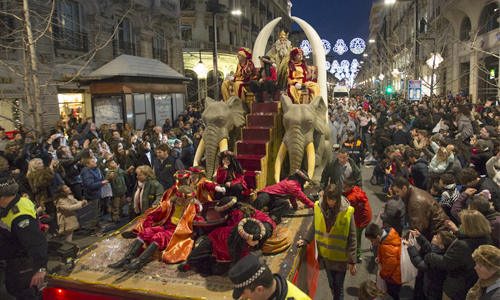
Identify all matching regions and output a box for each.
[278,30,288,39]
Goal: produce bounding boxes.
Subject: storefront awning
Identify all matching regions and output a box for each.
[82,54,190,81]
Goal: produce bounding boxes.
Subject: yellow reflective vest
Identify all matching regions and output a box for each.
[314,202,354,262]
[0,197,36,231]
[286,280,312,300]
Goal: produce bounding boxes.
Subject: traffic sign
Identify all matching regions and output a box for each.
[408,80,422,101]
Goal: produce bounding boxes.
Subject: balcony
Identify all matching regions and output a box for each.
[53,26,88,52]
[241,17,250,28]
[113,40,135,57]
[252,23,259,33]
[153,47,168,64]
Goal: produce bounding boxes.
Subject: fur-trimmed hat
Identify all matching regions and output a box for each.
[472,245,500,271]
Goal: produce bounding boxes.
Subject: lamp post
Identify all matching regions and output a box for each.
[209,1,241,101]
[385,0,419,81]
[193,50,209,101]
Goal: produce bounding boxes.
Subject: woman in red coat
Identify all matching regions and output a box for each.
[180,196,275,275]
[343,176,372,263]
[214,151,248,200]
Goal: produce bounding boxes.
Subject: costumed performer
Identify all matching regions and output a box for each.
[108,185,203,271]
[249,56,277,103]
[287,47,320,104]
[221,47,256,101]
[188,166,225,202]
[215,150,248,200]
[252,169,315,225]
[180,197,275,275]
[266,30,293,89]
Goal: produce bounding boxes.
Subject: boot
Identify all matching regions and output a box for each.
[107,239,143,269]
[267,92,274,103]
[125,242,159,272]
[261,92,269,103]
[254,93,263,103]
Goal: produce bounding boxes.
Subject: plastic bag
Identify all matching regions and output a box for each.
[101,184,113,198]
[400,241,418,283]
[83,237,131,269]
[409,232,421,251]
[374,212,384,228]
[376,263,387,291]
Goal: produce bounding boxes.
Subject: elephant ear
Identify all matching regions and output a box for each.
[226,96,247,130]
[204,97,216,109]
[310,96,327,135]
[280,95,294,114]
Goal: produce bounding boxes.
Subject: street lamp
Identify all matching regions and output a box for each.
[369,39,376,43]
[379,74,385,80]
[392,68,400,77]
[363,53,368,57]
[426,52,443,69]
[209,2,241,101]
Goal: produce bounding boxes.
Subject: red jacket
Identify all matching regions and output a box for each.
[344,186,372,228]
[258,178,314,209]
[378,228,402,285]
[209,209,275,261]
[215,166,248,190]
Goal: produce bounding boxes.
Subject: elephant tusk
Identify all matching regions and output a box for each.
[291,17,327,112]
[252,17,282,68]
[193,138,206,167]
[305,142,315,188]
[219,139,228,153]
[275,142,287,184]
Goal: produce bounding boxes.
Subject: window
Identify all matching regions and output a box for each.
[479,2,499,35]
[460,17,471,41]
[0,0,15,45]
[153,30,168,64]
[181,25,192,41]
[53,1,87,51]
[229,31,235,45]
[113,18,135,56]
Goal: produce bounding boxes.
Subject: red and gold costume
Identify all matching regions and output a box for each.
[287,48,321,104]
[189,167,218,202]
[221,47,256,101]
[137,194,204,263]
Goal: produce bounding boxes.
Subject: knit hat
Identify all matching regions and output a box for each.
[0,171,18,197]
[472,245,500,271]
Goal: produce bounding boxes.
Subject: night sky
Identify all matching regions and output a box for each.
[290,0,375,63]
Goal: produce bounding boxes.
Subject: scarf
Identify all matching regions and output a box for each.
[134,180,146,214]
[323,205,337,230]
[466,270,500,300]
[430,243,446,254]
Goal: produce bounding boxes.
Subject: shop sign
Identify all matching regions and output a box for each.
[0,77,14,84]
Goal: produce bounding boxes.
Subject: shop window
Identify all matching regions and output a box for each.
[460,17,471,41]
[113,18,135,57]
[58,93,84,118]
[479,2,500,35]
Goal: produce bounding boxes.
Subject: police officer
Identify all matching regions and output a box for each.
[342,131,364,168]
[0,172,48,299]
[228,254,311,300]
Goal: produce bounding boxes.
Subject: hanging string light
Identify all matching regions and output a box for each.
[349,38,366,55]
[333,39,348,55]
[300,40,312,56]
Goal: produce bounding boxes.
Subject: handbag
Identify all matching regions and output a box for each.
[400,241,419,283]
[376,263,387,292]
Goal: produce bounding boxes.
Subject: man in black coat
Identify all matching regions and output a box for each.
[153,143,184,190]
[457,168,500,212]
[392,123,411,145]
[409,150,429,190]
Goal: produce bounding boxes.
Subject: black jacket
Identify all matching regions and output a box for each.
[135,149,155,168]
[392,130,411,146]
[179,145,195,168]
[411,156,429,190]
[424,234,492,300]
[471,150,493,177]
[153,155,184,191]
[408,234,446,300]
[68,122,90,146]
[58,148,89,185]
[476,177,500,212]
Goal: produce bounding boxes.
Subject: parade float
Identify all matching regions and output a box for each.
[44,16,330,300]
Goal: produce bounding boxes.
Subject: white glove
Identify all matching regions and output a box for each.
[226,75,235,81]
[295,83,302,90]
[272,63,277,68]
[215,186,226,194]
[221,187,226,194]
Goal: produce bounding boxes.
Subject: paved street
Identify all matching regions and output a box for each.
[313,164,414,300]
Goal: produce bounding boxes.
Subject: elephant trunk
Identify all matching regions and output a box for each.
[286,131,306,174]
[204,127,229,180]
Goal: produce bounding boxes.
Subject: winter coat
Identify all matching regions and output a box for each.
[458,115,474,141]
[130,177,164,215]
[408,234,447,300]
[425,234,492,300]
[105,168,128,197]
[378,227,402,285]
[216,166,248,190]
[81,167,105,200]
[471,150,493,177]
[410,157,429,188]
[319,157,363,191]
[402,186,449,241]
[56,195,83,232]
[27,168,57,206]
[179,145,195,168]
[474,177,500,212]
[258,178,314,209]
[344,186,372,228]
[68,122,90,147]
[329,119,340,146]
[392,130,411,146]
[381,196,405,236]
[485,156,500,187]
[135,149,155,168]
[428,142,455,174]
[303,196,357,272]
